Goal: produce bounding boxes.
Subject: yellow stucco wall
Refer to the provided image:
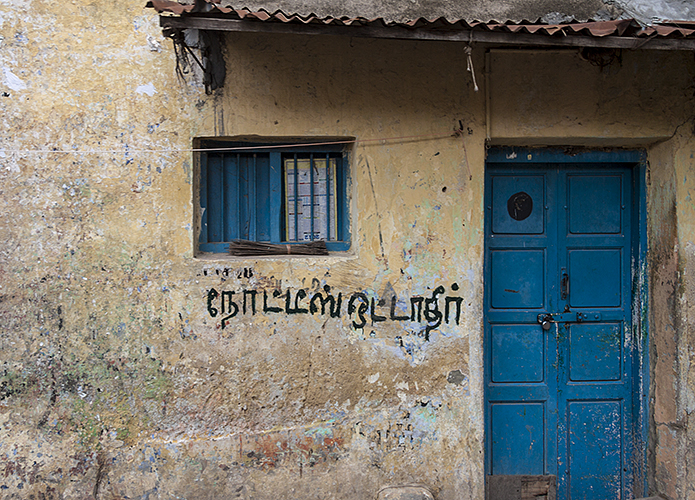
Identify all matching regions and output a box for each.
[488,49,693,146]
[1,1,694,498]
[190,33,489,499]
[648,128,695,500]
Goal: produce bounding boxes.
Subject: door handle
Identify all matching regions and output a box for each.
[561,268,569,300]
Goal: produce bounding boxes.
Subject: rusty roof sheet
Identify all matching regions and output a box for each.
[148,1,695,40]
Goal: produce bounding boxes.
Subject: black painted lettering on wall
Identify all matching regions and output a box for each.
[423,286,445,340]
[445,297,463,324]
[206,282,465,340]
[285,289,309,314]
[410,297,424,322]
[348,293,368,329]
[237,268,253,279]
[263,289,283,313]
[243,290,257,315]
[370,298,387,323]
[201,267,254,279]
[220,291,238,328]
[310,285,342,318]
[207,288,219,317]
[390,296,409,321]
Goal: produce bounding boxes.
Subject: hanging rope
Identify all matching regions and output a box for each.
[464,44,479,92]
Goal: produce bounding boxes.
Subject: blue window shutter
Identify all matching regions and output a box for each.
[325,153,332,241]
[223,154,239,242]
[333,155,351,250]
[269,152,282,242]
[198,143,350,253]
[206,154,224,243]
[247,155,257,240]
[199,152,209,244]
[255,154,271,241]
[239,154,252,240]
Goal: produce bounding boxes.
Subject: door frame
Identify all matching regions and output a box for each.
[482,147,649,498]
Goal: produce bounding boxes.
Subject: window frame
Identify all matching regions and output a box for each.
[196,139,352,254]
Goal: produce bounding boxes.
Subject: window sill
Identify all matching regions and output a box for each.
[200,241,350,253]
[193,250,357,262]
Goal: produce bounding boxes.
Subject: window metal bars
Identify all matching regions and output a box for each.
[310,153,315,241]
[199,149,347,252]
[249,154,257,240]
[326,153,331,241]
[286,154,338,242]
[293,154,299,241]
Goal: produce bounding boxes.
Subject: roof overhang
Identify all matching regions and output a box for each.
[157,14,695,50]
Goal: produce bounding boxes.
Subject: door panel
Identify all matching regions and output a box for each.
[568,401,622,500]
[490,403,546,475]
[568,323,621,382]
[485,159,637,500]
[568,249,622,307]
[492,175,545,234]
[491,324,545,383]
[490,250,545,308]
[567,175,622,234]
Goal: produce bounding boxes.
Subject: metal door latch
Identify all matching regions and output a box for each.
[538,312,602,327]
[575,312,601,322]
[537,313,554,330]
[560,268,569,300]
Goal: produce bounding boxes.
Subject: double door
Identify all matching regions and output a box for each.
[484,157,641,499]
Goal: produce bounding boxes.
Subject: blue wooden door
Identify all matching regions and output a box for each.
[484,150,642,499]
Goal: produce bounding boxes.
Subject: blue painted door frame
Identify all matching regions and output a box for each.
[483,148,648,500]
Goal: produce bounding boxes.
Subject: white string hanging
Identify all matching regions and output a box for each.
[464,44,479,92]
[0,131,459,156]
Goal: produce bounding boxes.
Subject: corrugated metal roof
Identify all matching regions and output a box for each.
[149,1,695,41]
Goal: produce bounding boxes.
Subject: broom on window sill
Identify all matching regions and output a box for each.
[229,240,329,256]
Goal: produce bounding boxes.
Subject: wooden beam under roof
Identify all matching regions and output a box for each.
[159,15,695,51]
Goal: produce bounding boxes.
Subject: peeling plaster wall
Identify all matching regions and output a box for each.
[1,1,695,499]
[648,125,695,500]
[206,33,488,499]
[647,136,682,500]
[0,6,486,497]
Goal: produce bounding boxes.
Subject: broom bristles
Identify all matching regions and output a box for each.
[229,240,328,256]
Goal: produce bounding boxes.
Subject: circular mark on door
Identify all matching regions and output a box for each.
[507,192,533,221]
